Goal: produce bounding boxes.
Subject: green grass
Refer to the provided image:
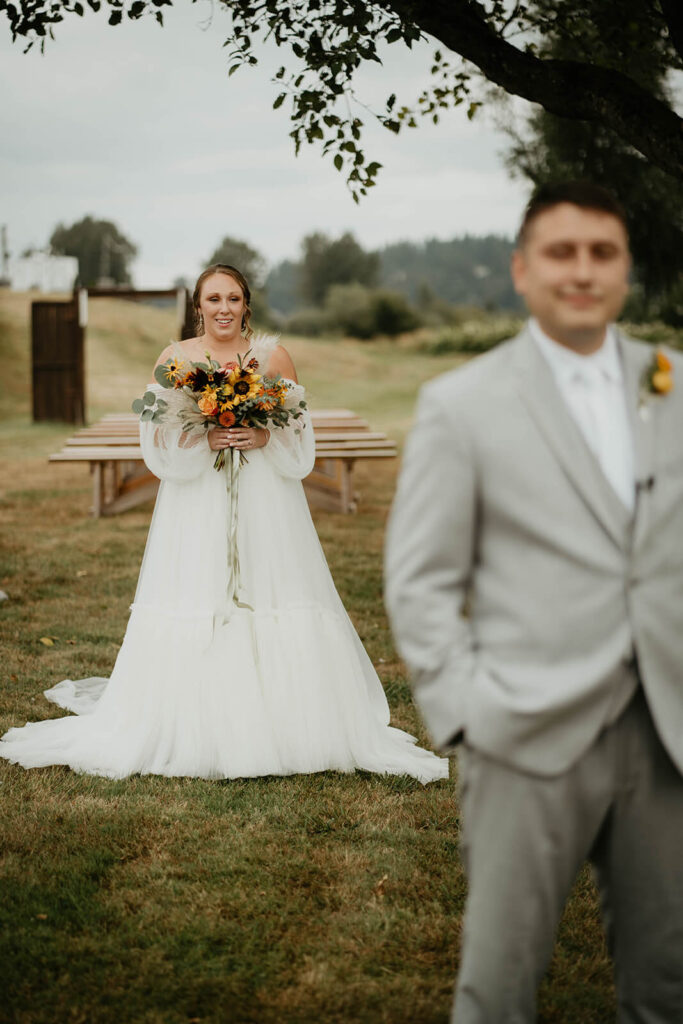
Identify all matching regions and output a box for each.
[0,293,614,1023]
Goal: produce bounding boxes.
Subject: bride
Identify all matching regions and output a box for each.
[0,264,447,783]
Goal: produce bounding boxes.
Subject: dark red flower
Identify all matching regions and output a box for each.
[186,368,209,391]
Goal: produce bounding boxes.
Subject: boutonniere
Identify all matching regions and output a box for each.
[639,348,674,420]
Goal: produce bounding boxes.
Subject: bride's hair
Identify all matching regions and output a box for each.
[192,264,254,340]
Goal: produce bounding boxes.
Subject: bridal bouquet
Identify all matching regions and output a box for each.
[133,349,307,470]
[133,347,307,614]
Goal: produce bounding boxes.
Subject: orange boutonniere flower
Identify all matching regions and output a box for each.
[651,350,674,394]
[640,348,674,419]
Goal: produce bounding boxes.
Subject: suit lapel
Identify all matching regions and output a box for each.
[619,332,656,551]
[512,328,632,549]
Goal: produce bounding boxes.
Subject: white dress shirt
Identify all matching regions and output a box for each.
[530,319,635,512]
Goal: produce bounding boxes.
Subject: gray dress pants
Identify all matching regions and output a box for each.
[453,688,683,1023]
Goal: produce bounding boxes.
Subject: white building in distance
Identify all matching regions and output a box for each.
[10,252,78,292]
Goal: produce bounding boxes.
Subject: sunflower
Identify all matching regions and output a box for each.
[227,366,263,405]
[162,358,188,385]
[255,396,277,412]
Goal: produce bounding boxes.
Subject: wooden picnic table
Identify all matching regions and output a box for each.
[49,409,397,516]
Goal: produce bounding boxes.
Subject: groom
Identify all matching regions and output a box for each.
[385,181,683,1022]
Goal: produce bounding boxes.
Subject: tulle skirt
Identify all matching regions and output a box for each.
[0,442,448,784]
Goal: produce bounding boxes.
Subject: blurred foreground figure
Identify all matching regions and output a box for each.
[386,182,683,1022]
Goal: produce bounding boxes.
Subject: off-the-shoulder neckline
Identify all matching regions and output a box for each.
[170,334,280,359]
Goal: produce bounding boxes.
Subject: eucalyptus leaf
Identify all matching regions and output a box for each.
[131,398,144,414]
[141,408,154,421]
[143,390,156,406]
[156,398,168,410]
[154,364,172,387]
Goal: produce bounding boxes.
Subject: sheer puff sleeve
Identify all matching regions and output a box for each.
[139,382,215,483]
[262,381,316,480]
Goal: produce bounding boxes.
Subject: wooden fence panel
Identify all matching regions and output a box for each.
[32,298,85,423]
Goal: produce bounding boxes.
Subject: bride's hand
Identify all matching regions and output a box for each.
[208,426,269,451]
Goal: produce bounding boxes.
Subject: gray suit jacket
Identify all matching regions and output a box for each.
[385,325,683,775]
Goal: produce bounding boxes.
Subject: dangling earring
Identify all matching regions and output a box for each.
[197,312,205,334]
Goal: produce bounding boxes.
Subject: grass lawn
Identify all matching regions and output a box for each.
[0,293,614,1023]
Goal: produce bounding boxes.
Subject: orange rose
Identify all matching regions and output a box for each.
[198,391,219,416]
[656,351,672,373]
[219,409,236,427]
[652,370,674,394]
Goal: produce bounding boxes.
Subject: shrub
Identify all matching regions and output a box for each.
[423,315,683,355]
[324,283,421,339]
[371,290,421,336]
[424,315,524,355]
[619,321,683,349]
[283,307,332,337]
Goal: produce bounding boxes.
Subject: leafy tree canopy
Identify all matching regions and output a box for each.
[266,234,519,314]
[503,0,683,304]
[205,236,267,288]
[265,258,299,316]
[3,0,682,199]
[299,231,379,305]
[50,215,137,287]
[381,235,519,310]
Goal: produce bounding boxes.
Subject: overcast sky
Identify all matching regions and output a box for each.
[1,2,532,287]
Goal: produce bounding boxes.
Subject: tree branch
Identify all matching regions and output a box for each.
[380,0,683,178]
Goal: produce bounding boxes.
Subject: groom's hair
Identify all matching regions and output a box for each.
[517,181,629,246]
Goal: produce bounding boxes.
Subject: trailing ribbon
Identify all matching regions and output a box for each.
[225,446,253,614]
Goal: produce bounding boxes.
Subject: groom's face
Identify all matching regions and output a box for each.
[511,202,631,352]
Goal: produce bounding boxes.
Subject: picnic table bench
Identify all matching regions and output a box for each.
[49,409,397,516]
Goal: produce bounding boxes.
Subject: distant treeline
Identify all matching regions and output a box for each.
[265,234,521,316]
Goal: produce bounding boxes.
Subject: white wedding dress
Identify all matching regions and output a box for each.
[0,336,447,783]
